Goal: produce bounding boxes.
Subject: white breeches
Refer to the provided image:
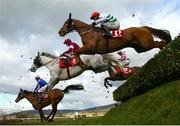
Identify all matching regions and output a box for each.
[38,85,47,93]
[103,21,120,29]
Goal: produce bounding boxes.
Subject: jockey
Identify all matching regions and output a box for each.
[62,38,80,64]
[34,75,47,93]
[34,76,48,103]
[118,51,130,67]
[90,11,120,36]
[63,38,80,57]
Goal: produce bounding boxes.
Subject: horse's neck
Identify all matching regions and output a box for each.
[73,19,92,35]
[41,56,56,68]
[23,91,37,104]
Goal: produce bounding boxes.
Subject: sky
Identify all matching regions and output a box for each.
[0,0,180,114]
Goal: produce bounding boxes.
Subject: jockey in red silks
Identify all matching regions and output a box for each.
[118,51,130,67]
[62,38,80,64]
[90,11,120,36]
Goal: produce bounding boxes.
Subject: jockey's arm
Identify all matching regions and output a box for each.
[95,13,109,25]
[34,84,39,92]
[63,46,74,55]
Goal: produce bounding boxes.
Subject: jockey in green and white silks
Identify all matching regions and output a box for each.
[90,11,120,36]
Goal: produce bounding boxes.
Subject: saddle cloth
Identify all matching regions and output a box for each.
[43,94,48,99]
[110,29,124,38]
[115,66,131,75]
[59,57,77,68]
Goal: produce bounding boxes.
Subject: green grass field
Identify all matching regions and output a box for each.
[2,80,180,125]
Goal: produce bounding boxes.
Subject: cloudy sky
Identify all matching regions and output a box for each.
[0,0,180,114]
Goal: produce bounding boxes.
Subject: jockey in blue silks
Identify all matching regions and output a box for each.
[34,76,47,93]
[34,76,48,103]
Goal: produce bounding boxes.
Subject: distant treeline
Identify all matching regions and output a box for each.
[113,35,180,102]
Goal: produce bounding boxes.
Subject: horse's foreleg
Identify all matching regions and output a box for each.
[47,78,60,92]
[104,77,113,89]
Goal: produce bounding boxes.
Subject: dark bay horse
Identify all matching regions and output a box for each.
[58,13,171,55]
[15,84,84,122]
[104,66,140,89]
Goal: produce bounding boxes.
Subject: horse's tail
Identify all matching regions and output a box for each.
[62,84,84,94]
[143,26,172,44]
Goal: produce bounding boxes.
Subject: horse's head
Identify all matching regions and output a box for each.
[15,89,25,103]
[58,13,75,36]
[30,52,43,72]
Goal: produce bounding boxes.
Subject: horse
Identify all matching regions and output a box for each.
[15,84,84,122]
[58,13,172,55]
[104,66,140,89]
[30,52,115,91]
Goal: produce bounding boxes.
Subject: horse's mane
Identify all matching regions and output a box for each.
[41,52,57,59]
[24,90,37,94]
[72,19,103,33]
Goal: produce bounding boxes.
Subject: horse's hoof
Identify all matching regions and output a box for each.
[108,84,113,87]
[48,119,54,122]
[104,85,108,89]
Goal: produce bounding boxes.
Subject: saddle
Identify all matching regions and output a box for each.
[94,27,124,38]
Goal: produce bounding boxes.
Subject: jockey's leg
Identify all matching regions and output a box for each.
[37,90,44,104]
[101,24,111,36]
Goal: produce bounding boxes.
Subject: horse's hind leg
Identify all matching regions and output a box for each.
[46,109,54,121]
[133,31,166,51]
[38,109,46,122]
[48,105,57,122]
[153,40,166,50]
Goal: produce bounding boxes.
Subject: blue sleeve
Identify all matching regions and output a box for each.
[39,79,47,86]
[34,84,39,92]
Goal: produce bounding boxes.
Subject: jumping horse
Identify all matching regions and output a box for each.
[15,84,84,122]
[104,66,140,88]
[30,52,139,91]
[58,13,171,55]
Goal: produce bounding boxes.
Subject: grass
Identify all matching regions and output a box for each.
[100,80,180,125]
[4,80,180,125]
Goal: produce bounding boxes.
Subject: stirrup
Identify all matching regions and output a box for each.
[103,33,112,37]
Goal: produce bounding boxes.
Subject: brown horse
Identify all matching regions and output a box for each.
[15,84,84,122]
[104,66,140,89]
[58,13,171,55]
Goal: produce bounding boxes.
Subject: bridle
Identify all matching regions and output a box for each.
[34,55,57,67]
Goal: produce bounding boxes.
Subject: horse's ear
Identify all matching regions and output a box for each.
[20,88,23,92]
[69,13,72,19]
[37,52,40,56]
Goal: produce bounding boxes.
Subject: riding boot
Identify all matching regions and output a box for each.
[101,25,111,36]
[119,72,124,79]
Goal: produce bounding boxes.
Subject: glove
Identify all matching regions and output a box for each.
[91,22,96,26]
